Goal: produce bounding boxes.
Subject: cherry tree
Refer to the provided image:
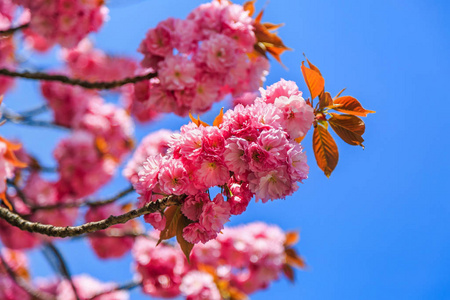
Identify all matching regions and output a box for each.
[0,0,374,299]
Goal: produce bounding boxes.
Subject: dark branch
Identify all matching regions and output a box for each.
[0,254,56,300]
[0,195,183,237]
[43,243,81,300]
[0,23,29,36]
[0,68,157,89]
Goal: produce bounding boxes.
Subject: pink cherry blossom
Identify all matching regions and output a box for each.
[199,194,230,233]
[181,192,210,221]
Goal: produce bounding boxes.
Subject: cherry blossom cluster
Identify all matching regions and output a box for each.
[41,80,134,197]
[134,79,314,244]
[62,39,139,84]
[0,0,17,94]
[123,129,175,184]
[60,39,161,123]
[13,0,108,48]
[132,222,299,299]
[136,0,269,116]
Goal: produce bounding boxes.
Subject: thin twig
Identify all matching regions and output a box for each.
[0,68,157,89]
[0,195,183,237]
[89,279,142,300]
[30,185,135,211]
[0,254,56,300]
[0,23,29,36]
[44,242,81,300]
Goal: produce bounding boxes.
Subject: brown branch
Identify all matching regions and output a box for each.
[43,242,81,300]
[0,195,183,237]
[0,68,157,89]
[0,23,29,36]
[0,255,56,300]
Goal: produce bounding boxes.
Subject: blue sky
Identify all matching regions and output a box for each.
[2,0,450,299]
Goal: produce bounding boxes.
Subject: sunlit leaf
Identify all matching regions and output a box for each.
[329,113,365,147]
[188,112,209,127]
[285,248,306,269]
[176,213,194,262]
[333,96,375,117]
[213,108,224,127]
[319,91,333,109]
[0,192,12,211]
[243,0,256,16]
[294,136,305,143]
[263,22,284,31]
[284,231,299,246]
[301,61,325,100]
[313,124,339,177]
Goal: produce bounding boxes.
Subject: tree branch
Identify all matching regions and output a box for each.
[43,242,81,300]
[0,195,183,237]
[0,68,157,89]
[0,23,29,36]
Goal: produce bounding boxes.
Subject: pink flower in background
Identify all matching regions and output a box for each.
[133,237,187,298]
[54,131,117,198]
[85,204,138,259]
[57,274,129,300]
[13,0,108,48]
[180,271,221,300]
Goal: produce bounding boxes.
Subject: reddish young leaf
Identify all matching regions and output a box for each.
[305,56,322,75]
[319,91,333,109]
[282,264,295,282]
[176,213,194,261]
[301,61,325,100]
[158,206,180,244]
[213,108,224,127]
[243,0,256,17]
[189,112,209,127]
[266,46,289,66]
[284,231,300,247]
[0,192,13,211]
[329,113,365,147]
[285,248,306,269]
[294,136,305,143]
[333,96,375,117]
[313,124,339,177]
[263,22,284,31]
